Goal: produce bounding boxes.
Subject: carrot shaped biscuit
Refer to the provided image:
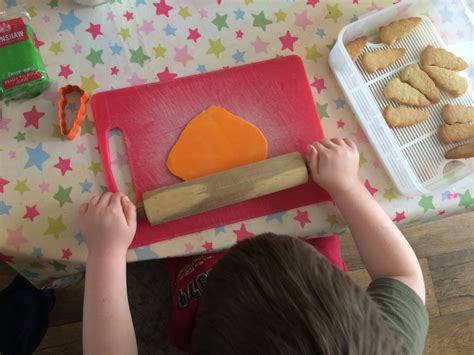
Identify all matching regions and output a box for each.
[362,48,405,73]
[421,65,468,97]
[400,64,440,103]
[421,45,468,71]
[383,78,430,107]
[345,36,368,62]
[445,142,474,159]
[441,104,474,124]
[379,17,422,45]
[438,123,474,144]
[383,106,429,128]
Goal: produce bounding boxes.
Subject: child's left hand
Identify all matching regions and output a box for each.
[79,192,137,258]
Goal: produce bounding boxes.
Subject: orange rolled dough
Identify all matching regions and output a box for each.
[167,106,268,180]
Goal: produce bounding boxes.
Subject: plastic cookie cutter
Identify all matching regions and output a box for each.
[58,85,89,140]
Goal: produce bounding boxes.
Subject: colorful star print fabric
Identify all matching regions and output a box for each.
[0,0,473,288]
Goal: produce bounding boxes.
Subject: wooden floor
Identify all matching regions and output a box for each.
[1,211,473,354]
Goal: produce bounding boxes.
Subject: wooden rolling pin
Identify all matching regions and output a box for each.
[136,152,308,225]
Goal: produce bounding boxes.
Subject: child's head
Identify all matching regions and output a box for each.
[192,233,401,354]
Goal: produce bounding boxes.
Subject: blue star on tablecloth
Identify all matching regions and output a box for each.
[32,247,43,258]
[232,49,246,63]
[234,8,245,20]
[110,43,123,56]
[80,179,93,193]
[4,0,16,7]
[441,191,451,201]
[136,0,146,5]
[25,143,50,171]
[58,10,82,34]
[266,211,286,224]
[74,232,84,245]
[0,201,12,215]
[21,269,39,279]
[164,24,177,36]
[135,246,159,260]
[214,226,226,235]
[197,64,207,73]
[316,28,326,38]
[334,97,345,109]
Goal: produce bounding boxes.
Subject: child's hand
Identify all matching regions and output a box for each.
[306,137,360,196]
[79,192,137,258]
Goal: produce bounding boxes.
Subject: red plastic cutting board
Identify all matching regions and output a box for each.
[91,55,330,249]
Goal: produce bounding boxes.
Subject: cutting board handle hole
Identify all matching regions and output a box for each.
[107,128,136,203]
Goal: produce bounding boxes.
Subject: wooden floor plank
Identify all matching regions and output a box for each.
[348,258,440,318]
[424,309,474,355]
[428,249,474,316]
[341,212,474,270]
[35,322,82,353]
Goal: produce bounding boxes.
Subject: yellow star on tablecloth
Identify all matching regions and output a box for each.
[325,4,342,22]
[81,75,99,95]
[244,0,253,5]
[325,214,338,228]
[305,45,322,62]
[15,180,30,195]
[274,9,287,22]
[89,162,102,176]
[44,216,67,240]
[178,6,191,19]
[118,27,130,40]
[383,188,397,201]
[359,152,367,167]
[153,45,167,58]
[27,6,37,17]
[207,38,225,58]
[126,181,135,195]
[49,41,63,55]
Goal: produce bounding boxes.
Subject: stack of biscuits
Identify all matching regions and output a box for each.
[344,17,473,160]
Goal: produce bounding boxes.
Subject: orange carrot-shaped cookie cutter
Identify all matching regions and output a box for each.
[58,85,89,140]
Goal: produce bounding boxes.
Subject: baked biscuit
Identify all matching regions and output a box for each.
[383,78,430,107]
[445,142,474,159]
[421,45,468,71]
[438,123,474,144]
[379,17,422,45]
[441,104,474,124]
[421,65,468,97]
[362,48,405,73]
[345,36,368,62]
[383,106,429,128]
[400,64,440,103]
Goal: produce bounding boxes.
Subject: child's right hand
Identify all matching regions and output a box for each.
[306,137,361,196]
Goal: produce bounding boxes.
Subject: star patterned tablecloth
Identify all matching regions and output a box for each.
[1,0,473,288]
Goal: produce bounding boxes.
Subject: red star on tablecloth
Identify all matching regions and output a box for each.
[364,179,378,196]
[0,252,14,263]
[187,28,201,42]
[236,30,244,39]
[307,0,319,6]
[337,119,345,128]
[279,31,298,51]
[23,106,45,129]
[54,157,73,176]
[310,76,326,94]
[293,209,311,228]
[111,66,120,75]
[392,211,406,223]
[62,248,72,260]
[233,224,254,242]
[202,241,213,252]
[0,177,10,193]
[154,0,173,17]
[156,67,178,82]
[123,11,134,21]
[23,205,39,221]
[85,22,103,40]
[58,64,73,79]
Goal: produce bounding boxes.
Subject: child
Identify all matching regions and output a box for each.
[79,138,428,355]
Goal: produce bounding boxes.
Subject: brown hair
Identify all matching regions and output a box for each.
[192,233,401,355]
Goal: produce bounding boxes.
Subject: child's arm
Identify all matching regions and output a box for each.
[79,192,138,355]
[306,138,425,302]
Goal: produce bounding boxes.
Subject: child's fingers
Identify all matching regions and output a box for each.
[316,139,333,149]
[343,138,357,149]
[79,203,88,215]
[305,145,319,174]
[89,196,99,206]
[330,137,344,146]
[109,191,124,208]
[98,192,113,207]
[121,196,137,227]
